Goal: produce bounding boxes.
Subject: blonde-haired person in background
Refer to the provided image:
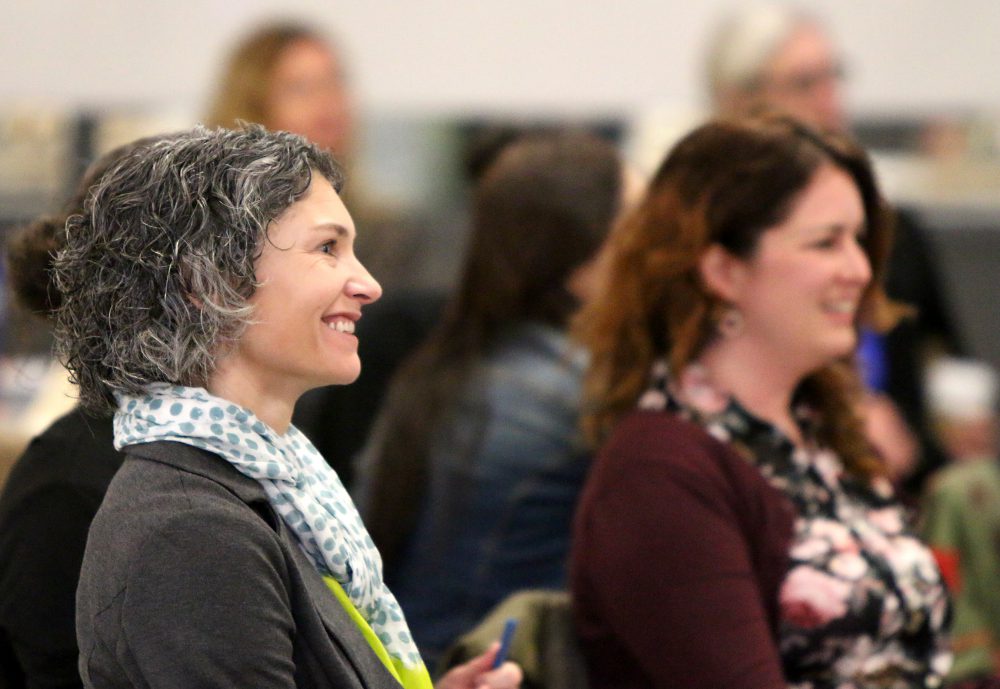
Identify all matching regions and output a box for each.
[205,23,353,164]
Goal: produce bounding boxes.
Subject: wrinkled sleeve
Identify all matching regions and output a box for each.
[576,424,786,689]
[113,509,297,688]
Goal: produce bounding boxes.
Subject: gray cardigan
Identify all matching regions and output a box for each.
[76,440,402,689]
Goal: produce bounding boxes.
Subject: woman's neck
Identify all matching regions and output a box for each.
[206,360,298,435]
[697,337,807,446]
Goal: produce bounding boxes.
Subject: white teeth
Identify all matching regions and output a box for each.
[826,302,855,314]
[327,319,355,334]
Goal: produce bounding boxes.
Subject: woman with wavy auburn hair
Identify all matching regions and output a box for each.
[569,115,950,688]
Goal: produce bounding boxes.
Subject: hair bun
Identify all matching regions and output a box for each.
[5,214,65,316]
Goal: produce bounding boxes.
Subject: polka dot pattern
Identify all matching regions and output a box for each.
[114,383,423,668]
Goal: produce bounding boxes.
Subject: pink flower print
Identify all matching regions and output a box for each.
[812,449,843,488]
[706,424,732,443]
[854,519,893,559]
[677,365,730,415]
[791,447,812,470]
[808,518,854,549]
[828,552,868,580]
[930,650,953,678]
[780,565,851,629]
[879,589,903,636]
[790,534,830,561]
[638,389,667,410]
[832,636,875,679]
[867,507,904,535]
[885,536,939,600]
[927,593,949,632]
[791,517,858,561]
[871,476,894,499]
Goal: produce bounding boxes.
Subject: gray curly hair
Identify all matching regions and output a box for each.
[53,124,343,413]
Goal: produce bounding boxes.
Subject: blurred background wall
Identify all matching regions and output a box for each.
[1,0,999,406]
[2,0,999,116]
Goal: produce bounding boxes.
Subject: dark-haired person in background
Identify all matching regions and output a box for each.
[0,136,168,689]
[355,130,641,665]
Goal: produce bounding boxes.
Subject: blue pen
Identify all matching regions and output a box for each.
[491,617,518,669]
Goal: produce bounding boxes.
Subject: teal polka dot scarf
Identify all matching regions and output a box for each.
[114,383,424,670]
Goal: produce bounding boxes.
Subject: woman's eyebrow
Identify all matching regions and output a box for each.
[313,222,350,238]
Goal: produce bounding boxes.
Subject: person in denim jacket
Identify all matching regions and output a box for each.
[355,130,641,665]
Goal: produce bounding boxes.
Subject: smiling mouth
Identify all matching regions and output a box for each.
[326,319,356,334]
[824,300,857,316]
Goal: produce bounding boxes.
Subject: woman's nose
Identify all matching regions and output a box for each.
[346,262,382,304]
[842,239,872,285]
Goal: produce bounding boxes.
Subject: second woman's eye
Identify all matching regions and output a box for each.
[319,240,338,255]
[811,235,838,250]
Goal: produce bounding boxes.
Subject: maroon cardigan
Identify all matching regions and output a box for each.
[570,409,796,689]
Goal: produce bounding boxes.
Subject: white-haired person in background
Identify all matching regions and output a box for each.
[922,357,1000,687]
[704,5,845,133]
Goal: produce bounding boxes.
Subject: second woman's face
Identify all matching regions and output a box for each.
[728,164,871,373]
[266,39,354,157]
[227,175,381,401]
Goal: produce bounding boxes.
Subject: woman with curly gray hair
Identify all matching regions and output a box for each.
[56,125,520,689]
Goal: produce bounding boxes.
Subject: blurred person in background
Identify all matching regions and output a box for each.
[571,114,950,688]
[0,137,165,689]
[354,130,639,666]
[205,22,447,488]
[204,20,454,294]
[922,358,1000,687]
[704,6,846,134]
[703,4,966,497]
[205,23,353,174]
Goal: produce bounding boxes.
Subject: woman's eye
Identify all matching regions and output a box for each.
[320,241,337,255]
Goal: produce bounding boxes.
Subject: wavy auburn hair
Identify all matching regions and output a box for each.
[576,114,902,479]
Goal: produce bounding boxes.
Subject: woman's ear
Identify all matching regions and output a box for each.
[698,244,745,303]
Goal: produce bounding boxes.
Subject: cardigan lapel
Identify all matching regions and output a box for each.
[285,531,402,687]
[127,440,401,688]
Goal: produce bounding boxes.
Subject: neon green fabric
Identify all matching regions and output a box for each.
[323,576,433,689]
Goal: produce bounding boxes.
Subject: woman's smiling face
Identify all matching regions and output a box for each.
[217,174,381,404]
[721,163,872,375]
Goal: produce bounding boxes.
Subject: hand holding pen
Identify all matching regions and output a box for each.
[436,618,522,689]
[491,618,518,669]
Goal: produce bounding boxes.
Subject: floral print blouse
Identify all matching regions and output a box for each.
[639,363,952,689]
